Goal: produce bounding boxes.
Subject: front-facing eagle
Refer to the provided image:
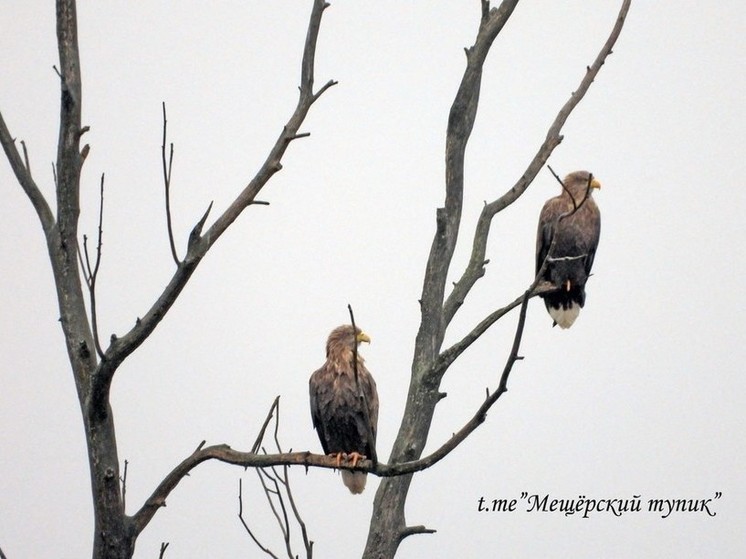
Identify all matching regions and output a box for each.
[309,325,379,494]
[536,170,602,328]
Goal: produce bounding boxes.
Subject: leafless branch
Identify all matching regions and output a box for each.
[120,459,128,512]
[377,282,533,478]
[130,281,533,540]
[238,479,280,559]
[252,396,281,454]
[158,542,169,559]
[442,0,631,327]
[437,282,554,374]
[238,398,313,559]
[93,0,336,393]
[80,174,106,359]
[400,525,437,541]
[161,102,180,266]
[0,544,7,559]
[0,112,55,233]
[282,464,314,559]
[256,468,293,557]
[347,304,377,463]
[20,140,32,177]
[547,165,595,213]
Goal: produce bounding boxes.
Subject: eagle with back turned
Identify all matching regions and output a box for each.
[309,325,378,494]
[536,170,602,328]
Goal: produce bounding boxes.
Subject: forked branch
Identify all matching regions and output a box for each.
[80,173,106,358]
[161,102,180,266]
[240,398,313,559]
[130,276,541,539]
[442,0,632,327]
[0,112,55,233]
[94,0,336,391]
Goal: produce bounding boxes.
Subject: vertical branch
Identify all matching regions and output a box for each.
[239,398,313,559]
[55,0,85,239]
[81,173,106,359]
[238,479,280,559]
[252,396,281,454]
[161,102,180,266]
[158,542,169,559]
[365,1,631,558]
[281,464,314,559]
[120,459,129,512]
[347,304,377,463]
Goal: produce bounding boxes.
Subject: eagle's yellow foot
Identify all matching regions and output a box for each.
[329,452,344,468]
[346,452,366,468]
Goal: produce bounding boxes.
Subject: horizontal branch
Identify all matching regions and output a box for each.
[132,284,536,537]
[442,0,631,326]
[131,440,483,538]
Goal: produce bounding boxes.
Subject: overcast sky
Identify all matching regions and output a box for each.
[1,1,745,558]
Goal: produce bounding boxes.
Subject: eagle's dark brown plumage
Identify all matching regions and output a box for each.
[536,170,602,328]
[309,325,378,494]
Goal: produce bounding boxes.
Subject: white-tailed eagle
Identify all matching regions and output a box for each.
[309,325,378,494]
[536,170,602,328]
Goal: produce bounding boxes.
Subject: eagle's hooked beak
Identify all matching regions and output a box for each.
[590,177,602,190]
[356,332,371,344]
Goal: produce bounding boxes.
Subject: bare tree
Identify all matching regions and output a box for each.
[0,1,630,558]
[363,1,630,555]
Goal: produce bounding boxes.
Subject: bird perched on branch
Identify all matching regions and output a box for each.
[309,325,378,494]
[536,170,602,328]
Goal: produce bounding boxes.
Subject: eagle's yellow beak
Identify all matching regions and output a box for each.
[590,177,602,190]
[356,331,371,344]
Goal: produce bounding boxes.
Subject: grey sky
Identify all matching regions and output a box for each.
[1,1,744,557]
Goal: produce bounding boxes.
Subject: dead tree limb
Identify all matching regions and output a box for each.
[1,1,335,557]
[238,398,313,559]
[161,102,180,266]
[443,0,632,327]
[363,1,632,557]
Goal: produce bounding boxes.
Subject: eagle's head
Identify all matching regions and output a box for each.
[563,170,601,202]
[326,324,370,362]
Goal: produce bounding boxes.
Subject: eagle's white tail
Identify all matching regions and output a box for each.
[549,303,580,329]
[342,471,367,494]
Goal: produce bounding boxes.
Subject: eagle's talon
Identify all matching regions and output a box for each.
[329,452,344,468]
[347,451,366,468]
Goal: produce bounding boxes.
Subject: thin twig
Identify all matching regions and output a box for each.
[251,396,281,454]
[347,304,377,464]
[239,398,313,559]
[546,165,594,213]
[0,111,54,233]
[161,102,180,266]
[20,140,31,177]
[85,174,106,359]
[238,479,280,559]
[256,468,293,558]
[158,542,169,559]
[282,464,313,559]
[121,459,129,512]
